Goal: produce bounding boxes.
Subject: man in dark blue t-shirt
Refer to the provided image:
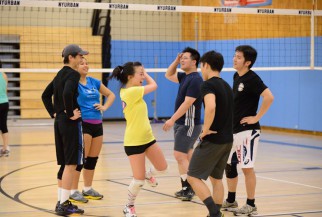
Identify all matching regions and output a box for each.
[163,47,203,201]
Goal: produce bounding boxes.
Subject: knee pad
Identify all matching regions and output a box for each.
[225,164,238,179]
[76,164,83,172]
[150,164,169,176]
[128,179,145,195]
[84,156,98,170]
[57,165,65,180]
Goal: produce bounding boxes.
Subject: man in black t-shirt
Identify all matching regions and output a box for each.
[187,50,233,217]
[223,45,274,216]
[42,44,88,216]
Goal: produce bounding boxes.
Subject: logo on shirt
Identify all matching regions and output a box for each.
[238,83,244,92]
[86,88,97,98]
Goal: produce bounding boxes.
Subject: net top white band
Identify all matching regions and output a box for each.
[0,0,321,16]
[1,67,317,73]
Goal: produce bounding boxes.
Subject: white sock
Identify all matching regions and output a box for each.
[180,174,187,181]
[71,189,77,195]
[60,189,70,204]
[83,186,92,192]
[57,187,62,202]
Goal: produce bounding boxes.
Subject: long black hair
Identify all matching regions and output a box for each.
[109,62,142,85]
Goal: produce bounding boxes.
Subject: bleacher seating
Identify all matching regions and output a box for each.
[0,27,102,118]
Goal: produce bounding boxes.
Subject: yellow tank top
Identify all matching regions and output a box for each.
[120,86,155,146]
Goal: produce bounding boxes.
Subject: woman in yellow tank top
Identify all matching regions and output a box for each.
[109,62,168,217]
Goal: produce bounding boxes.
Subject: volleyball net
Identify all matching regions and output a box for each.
[1,0,321,72]
[0,0,321,119]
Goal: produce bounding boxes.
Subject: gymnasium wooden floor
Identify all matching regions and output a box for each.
[1,120,322,217]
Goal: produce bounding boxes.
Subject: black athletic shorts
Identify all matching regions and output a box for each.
[0,102,9,133]
[82,121,103,138]
[188,140,232,180]
[124,140,156,156]
[54,113,84,165]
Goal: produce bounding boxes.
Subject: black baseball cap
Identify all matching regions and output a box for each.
[62,44,89,57]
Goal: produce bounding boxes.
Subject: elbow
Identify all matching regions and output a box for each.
[111,93,116,101]
[151,84,158,92]
[269,94,274,104]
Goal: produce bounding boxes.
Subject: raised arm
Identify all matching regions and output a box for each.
[165,53,182,83]
[143,68,158,95]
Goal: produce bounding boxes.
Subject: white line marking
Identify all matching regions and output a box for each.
[257,175,322,190]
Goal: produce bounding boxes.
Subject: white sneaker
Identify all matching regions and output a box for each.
[0,149,10,157]
[123,205,137,217]
[234,204,258,216]
[222,200,238,211]
[145,176,158,187]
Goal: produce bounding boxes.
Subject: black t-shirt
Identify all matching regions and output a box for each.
[201,77,233,144]
[42,66,80,118]
[175,72,203,125]
[233,70,267,133]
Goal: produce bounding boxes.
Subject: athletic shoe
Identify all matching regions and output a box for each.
[55,201,59,212]
[69,190,89,203]
[222,200,238,210]
[123,205,137,217]
[207,211,224,217]
[233,204,258,216]
[174,189,184,198]
[175,188,195,200]
[55,201,83,213]
[82,188,103,200]
[181,188,195,201]
[55,200,84,216]
[0,149,10,157]
[145,175,158,187]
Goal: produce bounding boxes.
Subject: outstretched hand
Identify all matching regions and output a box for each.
[163,119,175,131]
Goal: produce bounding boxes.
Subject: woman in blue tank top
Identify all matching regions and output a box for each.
[70,58,115,202]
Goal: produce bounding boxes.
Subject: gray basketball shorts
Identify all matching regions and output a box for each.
[174,123,202,153]
[188,140,233,180]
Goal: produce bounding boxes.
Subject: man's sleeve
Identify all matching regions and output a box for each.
[63,73,80,118]
[41,80,55,118]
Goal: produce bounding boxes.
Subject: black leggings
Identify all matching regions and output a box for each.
[0,102,9,133]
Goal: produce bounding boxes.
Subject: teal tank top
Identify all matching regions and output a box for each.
[0,72,9,104]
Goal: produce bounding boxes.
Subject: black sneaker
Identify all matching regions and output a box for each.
[207,211,224,217]
[174,189,184,198]
[55,201,59,212]
[181,188,195,201]
[55,200,84,216]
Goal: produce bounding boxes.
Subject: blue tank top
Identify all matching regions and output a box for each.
[77,77,102,120]
[0,72,9,104]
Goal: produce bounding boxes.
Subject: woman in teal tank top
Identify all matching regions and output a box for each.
[0,60,10,157]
